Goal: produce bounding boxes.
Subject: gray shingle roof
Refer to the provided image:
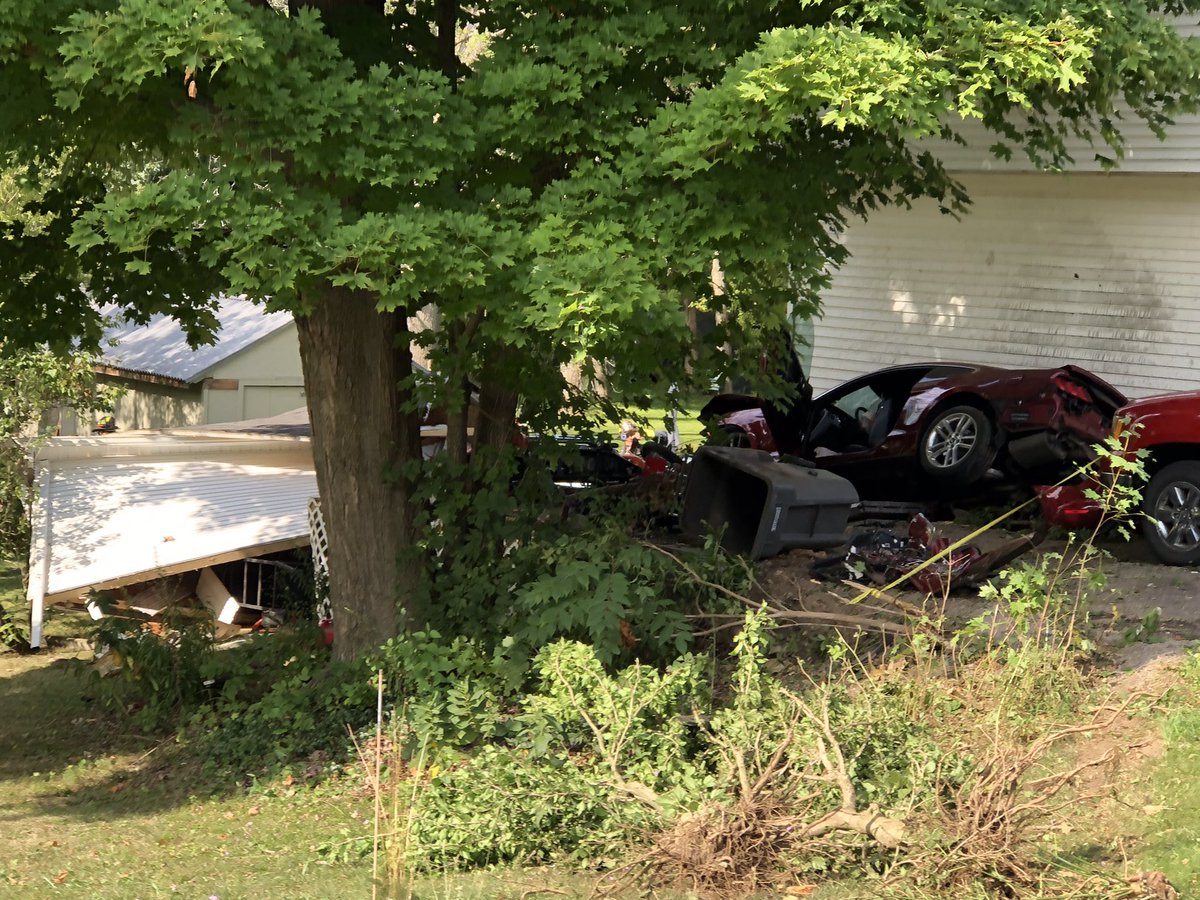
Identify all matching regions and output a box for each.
[100,297,294,383]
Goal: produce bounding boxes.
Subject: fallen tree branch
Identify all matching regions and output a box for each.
[800,806,907,849]
[688,609,912,637]
[648,542,916,638]
[546,653,664,814]
[784,685,909,849]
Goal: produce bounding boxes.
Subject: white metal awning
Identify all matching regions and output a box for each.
[26,432,317,647]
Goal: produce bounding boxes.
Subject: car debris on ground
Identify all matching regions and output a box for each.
[811,513,1043,595]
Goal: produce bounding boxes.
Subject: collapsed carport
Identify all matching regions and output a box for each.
[25,412,318,647]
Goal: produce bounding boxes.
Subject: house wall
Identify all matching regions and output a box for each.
[807,19,1200,397]
[202,324,306,424]
[925,111,1200,175]
[921,19,1200,175]
[809,172,1200,398]
[101,375,205,433]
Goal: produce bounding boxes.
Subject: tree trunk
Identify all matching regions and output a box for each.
[295,285,423,660]
[475,347,521,451]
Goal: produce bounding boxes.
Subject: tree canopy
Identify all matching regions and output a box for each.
[1,0,1197,655]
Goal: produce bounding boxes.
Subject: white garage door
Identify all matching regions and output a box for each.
[811,172,1200,399]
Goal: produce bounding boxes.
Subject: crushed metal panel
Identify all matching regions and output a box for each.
[39,451,317,602]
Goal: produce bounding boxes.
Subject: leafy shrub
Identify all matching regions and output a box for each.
[83,607,378,774]
[375,630,516,751]
[190,628,376,772]
[522,640,711,810]
[0,599,29,651]
[409,445,746,680]
[86,611,216,730]
[402,640,711,871]
[406,746,620,870]
[398,613,971,876]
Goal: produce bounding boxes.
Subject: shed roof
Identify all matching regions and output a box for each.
[100,297,294,383]
[171,407,314,439]
[26,431,318,646]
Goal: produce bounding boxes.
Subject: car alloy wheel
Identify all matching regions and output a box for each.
[924,410,980,469]
[917,404,996,486]
[1142,465,1200,564]
[1152,482,1200,549]
[1142,461,1200,565]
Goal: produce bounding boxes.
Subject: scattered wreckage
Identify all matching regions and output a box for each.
[811,513,1042,596]
[677,446,1040,593]
[1040,386,1200,565]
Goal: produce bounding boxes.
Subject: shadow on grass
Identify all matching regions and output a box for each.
[0,651,256,822]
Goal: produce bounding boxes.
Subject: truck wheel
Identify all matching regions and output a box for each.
[1142,460,1200,565]
[917,405,995,486]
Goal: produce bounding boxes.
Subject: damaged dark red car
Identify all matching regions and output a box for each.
[702,362,1125,497]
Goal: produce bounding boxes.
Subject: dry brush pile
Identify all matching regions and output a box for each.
[578,610,1173,900]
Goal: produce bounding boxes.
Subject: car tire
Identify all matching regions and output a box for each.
[917,404,996,486]
[1141,460,1200,566]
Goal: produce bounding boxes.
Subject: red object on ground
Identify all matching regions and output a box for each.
[1037,482,1103,530]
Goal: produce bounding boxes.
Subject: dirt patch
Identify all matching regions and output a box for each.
[1108,640,1194,694]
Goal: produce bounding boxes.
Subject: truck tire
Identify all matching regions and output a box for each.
[1142,460,1200,565]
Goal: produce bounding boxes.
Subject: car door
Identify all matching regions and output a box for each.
[802,376,910,491]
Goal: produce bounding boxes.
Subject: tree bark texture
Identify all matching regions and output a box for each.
[295,285,423,660]
[475,346,521,451]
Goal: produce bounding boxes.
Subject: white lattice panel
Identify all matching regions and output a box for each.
[307,497,332,621]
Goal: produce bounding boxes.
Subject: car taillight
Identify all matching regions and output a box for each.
[1056,505,1102,528]
[1053,373,1092,403]
[641,456,668,475]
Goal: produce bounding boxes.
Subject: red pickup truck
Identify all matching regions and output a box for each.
[1040,389,1200,565]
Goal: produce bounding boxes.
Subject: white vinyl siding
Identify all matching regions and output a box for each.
[810,172,1200,398]
[926,112,1200,175]
[28,441,316,607]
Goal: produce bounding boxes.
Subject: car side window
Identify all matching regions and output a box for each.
[833,385,883,420]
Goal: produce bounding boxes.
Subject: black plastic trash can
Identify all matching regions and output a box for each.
[681,446,858,559]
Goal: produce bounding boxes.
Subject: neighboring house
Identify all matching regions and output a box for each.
[808,23,1200,399]
[76,297,304,433]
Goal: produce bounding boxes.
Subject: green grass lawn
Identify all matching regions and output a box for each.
[0,643,861,900]
[1125,678,1200,895]
[1133,743,1200,895]
[0,649,606,899]
[633,407,706,451]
